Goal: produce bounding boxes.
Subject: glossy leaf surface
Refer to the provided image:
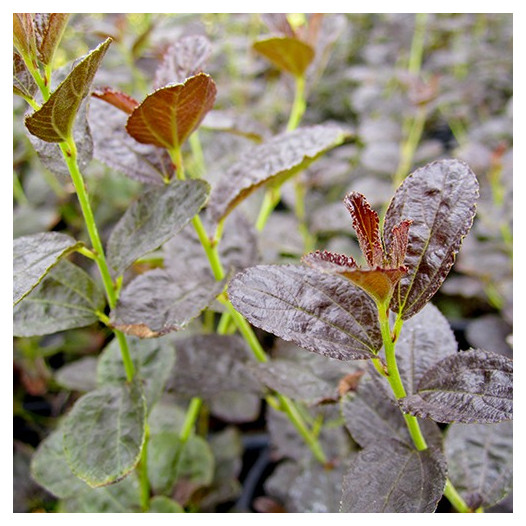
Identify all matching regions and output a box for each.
[63,379,146,487]
[154,35,212,88]
[89,96,172,185]
[228,265,382,360]
[384,159,479,319]
[25,38,111,142]
[97,336,175,409]
[400,349,513,423]
[253,37,315,77]
[445,422,513,510]
[340,439,446,512]
[111,268,224,338]
[13,232,82,305]
[126,73,216,149]
[107,179,209,276]
[208,124,350,224]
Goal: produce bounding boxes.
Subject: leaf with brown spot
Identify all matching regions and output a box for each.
[125,73,216,150]
[253,37,315,77]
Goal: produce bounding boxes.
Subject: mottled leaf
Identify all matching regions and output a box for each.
[207,124,350,224]
[445,422,513,510]
[111,268,224,338]
[228,265,382,361]
[126,73,216,150]
[30,427,90,499]
[97,336,175,409]
[341,372,443,450]
[253,37,315,77]
[34,13,70,66]
[13,259,105,337]
[13,231,82,305]
[25,38,111,142]
[394,303,458,395]
[147,432,214,495]
[384,159,479,319]
[154,35,212,88]
[13,52,37,100]
[63,379,146,487]
[167,334,260,397]
[55,356,98,392]
[107,179,209,276]
[340,439,446,512]
[88,95,172,185]
[148,496,184,513]
[400,349,513,423]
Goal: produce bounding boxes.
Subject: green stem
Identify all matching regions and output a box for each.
[180,398,203,442]
[13,171,29,205]
[59,138,135,382]
[189,132,206,178]
[376,305,472,512]
[255,186,281,232]
[138,424,150,511]
[286,75,306,132]
[408,14,428,77]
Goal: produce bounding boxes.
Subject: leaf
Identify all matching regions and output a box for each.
[13,231,82,305]
[125,73,217,150]
[34,13,70,66]
[340,438,447,512]
[30,427,90,499]
[62,379,146,487]
[341,372,443,450]
[147,432,214,495]
[110,268,224,338]
[253,36,315,77]
[148,496,184,513]
[154,35,212,88]
[209,391,261,424]
[13,13,37,60]
[201,110,269,142]
[25,38,111,143]
[13,52,37,100]
[107,179,210,276]
[228,265,382,361]
[92,86,139,114]
[167,334,261,397]
[207,124,350,224]
[444,422,513,510]
[97,336,175,409]
[55,356,98,392]
[13,259,106,337]
[384,159,479,319]
[400,349,513,423]
[394,303,458,395]
[88,95,172,185]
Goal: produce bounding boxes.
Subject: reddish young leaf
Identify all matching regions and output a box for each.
[388,219,412,268]
[125,73,216,150]
[253,37,315,77]
[302,250,357,272]
[13,13,37,61]
[92,87,139,114]
[344,192,384,268]
[34,13,70,66]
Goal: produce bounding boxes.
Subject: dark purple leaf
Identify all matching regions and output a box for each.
[342,372,443,450]
[107,179,209,276]
[445,422,512,510]
[400,349,513,423]
[384,159,479,319]
[25,38,111,143]
[110,268,224,338]
[394,303,458,395]
[340,439,446,512]
[13,231,82,305]
[228,265,382,361]
[207,124,350,224]
[88,96,172,185]
[154,35,212,89]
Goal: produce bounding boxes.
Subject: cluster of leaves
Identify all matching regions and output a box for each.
[13,14,512,514]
